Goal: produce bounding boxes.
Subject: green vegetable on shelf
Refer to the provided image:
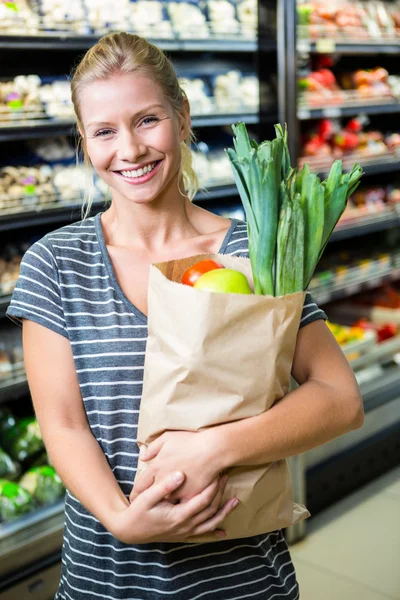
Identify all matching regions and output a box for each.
[3,417,44,463]
[226,122,364,296]
[0,446,20,481]
[20,465,65,506]
[0,407,17,438]
[0,479,34,522]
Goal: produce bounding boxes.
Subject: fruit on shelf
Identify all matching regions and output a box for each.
[353,318,397,343]
[297,0,400,40]
[193,268,252,295]
[326,320,366,345]
[301,118,395,159]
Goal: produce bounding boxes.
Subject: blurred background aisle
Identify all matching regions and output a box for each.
[291,466,400,600]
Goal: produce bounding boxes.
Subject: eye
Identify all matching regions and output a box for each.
[141,116,159,126]
[93,129,114,137]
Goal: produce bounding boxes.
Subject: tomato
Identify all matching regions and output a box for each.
[181,260,224,287]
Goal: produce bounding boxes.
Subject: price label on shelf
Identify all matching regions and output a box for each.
[315,39,336,54]
[323,107,341,118]
[297,39,311,54]
[298,109,311,120]
[366,277,383,289]
[315,293,331,305]
[347,284,362,296]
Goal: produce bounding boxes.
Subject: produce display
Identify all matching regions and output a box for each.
[300,118,400,167]
[3,417,44,463]
[309,248,393,292]
[179,71,261,115]
[0,480,33,522]
[299,64,400,108]
[20,466,64,505]
[297,0,400,40]
[0,447,20,480]
[0,242,29,297]
[2,0,257,38]
[0,407,64,524]
[0,70,261,124]
[343,183,400,216]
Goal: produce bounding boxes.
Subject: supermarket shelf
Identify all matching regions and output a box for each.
[0,501,64,578]
[298,102,400,120]
[0,373,29,404]
[182,113,259,127]
[350,335,400,373]
[0,35,258,53]
[0,295,11,318]
[0,119,76,143]
[0,200,100,233]
[311,267,400,305]
[0,185,239,232]
[331,209,400,242]
[195,184,238,201]
[297,38,400,55]
[299,155,400,179]
[0,113,259,142]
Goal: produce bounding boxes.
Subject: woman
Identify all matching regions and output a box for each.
[7,32,363,600]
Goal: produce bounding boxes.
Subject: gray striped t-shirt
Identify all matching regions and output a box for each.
[7,214,326,600]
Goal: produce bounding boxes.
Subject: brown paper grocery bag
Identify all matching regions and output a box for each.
[136,254,310,542]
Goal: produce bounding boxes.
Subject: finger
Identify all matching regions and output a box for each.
[177,478,220,520]
[139,472,186,508]
[130,471,155,503]
[140,436,164,462]
[191,476,228,526]
[191,498,239,537]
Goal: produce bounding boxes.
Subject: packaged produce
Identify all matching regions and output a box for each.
[0,407,17,438]
[0,447,20,481]
[0,480,33,522]
[3,417,44,463]
[20,466,64,505]
[135,123,362,542]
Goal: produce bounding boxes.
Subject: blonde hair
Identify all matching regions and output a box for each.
[70,32,198,219]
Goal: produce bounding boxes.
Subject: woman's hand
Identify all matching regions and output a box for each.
[131,430,224,503]
[112,471,238,544]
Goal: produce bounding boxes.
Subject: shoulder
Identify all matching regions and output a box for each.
[39,216,98,254]
[221,220,249,256]
[22,217,98,268]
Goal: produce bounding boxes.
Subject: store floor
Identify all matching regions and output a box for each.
[290,466,400,600]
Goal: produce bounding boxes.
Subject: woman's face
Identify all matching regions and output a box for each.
[79,71,188,206]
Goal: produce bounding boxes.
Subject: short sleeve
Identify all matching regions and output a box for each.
[300,291,327,329]
[6,239,68,339]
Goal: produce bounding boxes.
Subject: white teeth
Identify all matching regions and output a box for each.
[119,163,156,179]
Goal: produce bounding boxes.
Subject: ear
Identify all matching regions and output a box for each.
[179,97,191,143]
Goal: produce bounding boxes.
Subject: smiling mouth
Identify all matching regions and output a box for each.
[116,161,160,179]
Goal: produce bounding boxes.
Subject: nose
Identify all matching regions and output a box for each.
[117,129,147,163]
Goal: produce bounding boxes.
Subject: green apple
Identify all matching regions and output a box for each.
[193,268,252,295]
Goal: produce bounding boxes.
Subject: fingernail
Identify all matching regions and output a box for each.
[231,499,239,508]
[173,472,184,483]
[216,531,227,539]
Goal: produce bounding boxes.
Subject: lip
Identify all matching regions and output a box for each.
[113,160,162,185]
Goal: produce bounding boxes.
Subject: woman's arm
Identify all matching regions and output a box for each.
[23,320,130,529]
[210,319,364,469]
[140,320,364,487]
[23,320,237,542]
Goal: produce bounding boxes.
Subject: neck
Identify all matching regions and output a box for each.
[101,178,197,253]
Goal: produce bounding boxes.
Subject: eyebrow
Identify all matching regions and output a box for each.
[86,104,166,129]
